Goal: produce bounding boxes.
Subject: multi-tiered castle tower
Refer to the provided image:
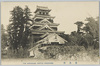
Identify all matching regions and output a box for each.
[29,6,67,56]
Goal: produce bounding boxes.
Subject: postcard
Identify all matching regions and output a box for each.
[1,2,99,65]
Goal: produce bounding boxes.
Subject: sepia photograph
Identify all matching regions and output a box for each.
[1,2,99,65]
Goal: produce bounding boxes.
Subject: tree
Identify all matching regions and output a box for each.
[1,24,8,51]
[83,17,99,49]
[8,6,24,52]
[20,6,32,49]
[8,6,32,53]
[69,31,83,46]
[84,17,99,38]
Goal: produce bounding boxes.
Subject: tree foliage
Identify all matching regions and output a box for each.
[1,24,8,51]
[83,17,99,49]
[8,6,32,52]
[20,6,32,48]
[65,17,99,49]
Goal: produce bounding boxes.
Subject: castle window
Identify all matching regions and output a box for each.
[45,12,47,15]
[43,12,45,15]
[41,12,43,15]
[39,12,41,14]
[46,12,48,15]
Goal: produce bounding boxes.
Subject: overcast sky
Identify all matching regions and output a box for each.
[1,2,99,34]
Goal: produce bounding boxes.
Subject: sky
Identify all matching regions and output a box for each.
[1,2,99,34]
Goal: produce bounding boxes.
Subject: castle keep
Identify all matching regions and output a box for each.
[29,6,67,57]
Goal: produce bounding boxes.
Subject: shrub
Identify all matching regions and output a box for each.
[40,45,85,59]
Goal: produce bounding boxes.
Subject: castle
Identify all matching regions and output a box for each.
[28,6,67,57]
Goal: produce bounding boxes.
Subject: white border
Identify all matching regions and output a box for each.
[0,0,100,66]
